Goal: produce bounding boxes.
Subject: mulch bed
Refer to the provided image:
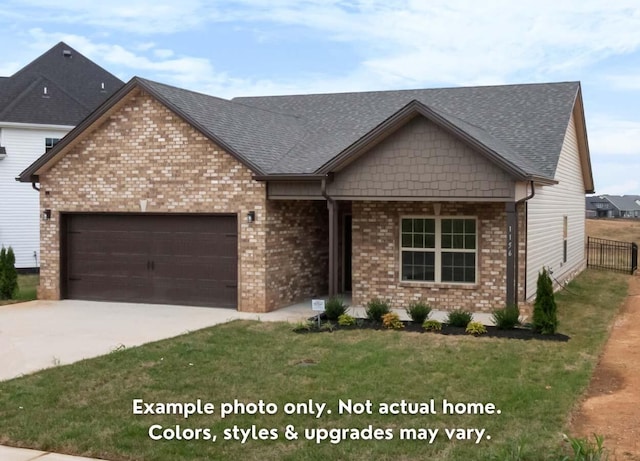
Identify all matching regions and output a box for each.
[300,317,570,342]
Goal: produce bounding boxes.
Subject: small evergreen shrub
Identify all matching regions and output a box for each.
[366,298,391,322]
[324,296,347,321]
[446,309,473,327]
[532,268,558,334]
[0,247,19,300]
[337,314,356,326]
[422,319,442,332]
[381,312,404,330]
[465,321,487,336]
[405,301,432,324]
[492,305,520,330]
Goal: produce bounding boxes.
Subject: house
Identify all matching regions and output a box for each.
[0,42,123,269]
[586,195,640,218]
[586,195,615,218]
[18,78,593,313]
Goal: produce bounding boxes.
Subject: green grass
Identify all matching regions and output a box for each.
[0,274,38,305]
[0,270,628,461]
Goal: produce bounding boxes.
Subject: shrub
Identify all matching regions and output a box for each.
[0,247,18,300]
[492,305,520,330]
[466,321,487,335]
[405,301,432,324]
[532,268,558,334]
[337,314,356,326]
[366,298,391,322]
[324,296,347,321]
[446,309,473,327]
[381,312,404,330]
[422,319,442,332]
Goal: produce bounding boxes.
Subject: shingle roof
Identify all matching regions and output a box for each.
[602,195,640,212]
[0,42,124,125]
[233,82,580,178]
[18,77,585,184]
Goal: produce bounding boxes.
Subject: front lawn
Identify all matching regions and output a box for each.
[0,270,628,461]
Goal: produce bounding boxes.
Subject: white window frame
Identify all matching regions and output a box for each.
[399,215,478,284]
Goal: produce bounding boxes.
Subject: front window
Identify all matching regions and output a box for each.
[401,217,477,284]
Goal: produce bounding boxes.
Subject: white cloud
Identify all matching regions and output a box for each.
[588,115,640,156]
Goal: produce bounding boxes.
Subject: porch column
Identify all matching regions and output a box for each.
[505,202,518,307]
[328,200,340,297]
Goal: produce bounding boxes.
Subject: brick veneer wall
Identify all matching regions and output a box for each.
[38,89,269,312]
[265,200,329,309]
[352,201,526,313]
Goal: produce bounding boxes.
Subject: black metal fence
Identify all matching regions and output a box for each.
[587,237,638,274]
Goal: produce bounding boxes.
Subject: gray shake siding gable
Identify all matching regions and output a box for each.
[19,78,594,312]
[327,117,514,199]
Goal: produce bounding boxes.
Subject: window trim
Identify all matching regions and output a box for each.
[399,215,478,285]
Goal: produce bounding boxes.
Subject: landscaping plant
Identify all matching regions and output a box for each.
[365,298,391,322]
[0,246,18,300]
[381,312,404,330]
[422,319,442,332]
[405,301,431,324]
[492,305,521,330]
[324,296,347,321]
[337,314,356,326]
[533,268,559,334]
[446,309,473,327]
[465,321,487,336]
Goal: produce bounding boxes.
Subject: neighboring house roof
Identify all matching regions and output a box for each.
[602,195,640,212]
[18,77,593,190]
[0,42,124,126]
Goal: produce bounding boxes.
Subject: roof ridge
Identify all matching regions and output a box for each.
[234,81,581,100]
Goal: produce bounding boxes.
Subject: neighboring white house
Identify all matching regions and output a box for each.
[0,42,123,269]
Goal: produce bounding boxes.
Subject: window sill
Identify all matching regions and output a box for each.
[399,281,478,290]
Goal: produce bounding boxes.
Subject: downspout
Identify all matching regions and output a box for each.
[517,181,535,303]
[507,181,535,307]
[32,181,40,191]
[321,176,339,297]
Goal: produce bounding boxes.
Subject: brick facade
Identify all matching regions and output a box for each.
[265,200,328,310]
[351,201,526,313]
[38,89,272,311]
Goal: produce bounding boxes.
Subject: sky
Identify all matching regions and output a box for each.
[1,0,639,195]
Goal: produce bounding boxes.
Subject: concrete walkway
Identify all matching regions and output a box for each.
[0,298,494,461]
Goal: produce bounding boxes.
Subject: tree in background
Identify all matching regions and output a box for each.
[0,246,18,299]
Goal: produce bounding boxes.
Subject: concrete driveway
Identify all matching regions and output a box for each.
[0,299,312,381]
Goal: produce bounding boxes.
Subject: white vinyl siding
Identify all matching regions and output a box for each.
[525,112,586,299]
[0,125,70,268]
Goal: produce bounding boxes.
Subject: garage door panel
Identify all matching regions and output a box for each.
[64,214,238,308]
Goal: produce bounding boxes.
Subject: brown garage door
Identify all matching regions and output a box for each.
[63,214,238,308]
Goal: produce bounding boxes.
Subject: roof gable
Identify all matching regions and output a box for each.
[0,42,123,125]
